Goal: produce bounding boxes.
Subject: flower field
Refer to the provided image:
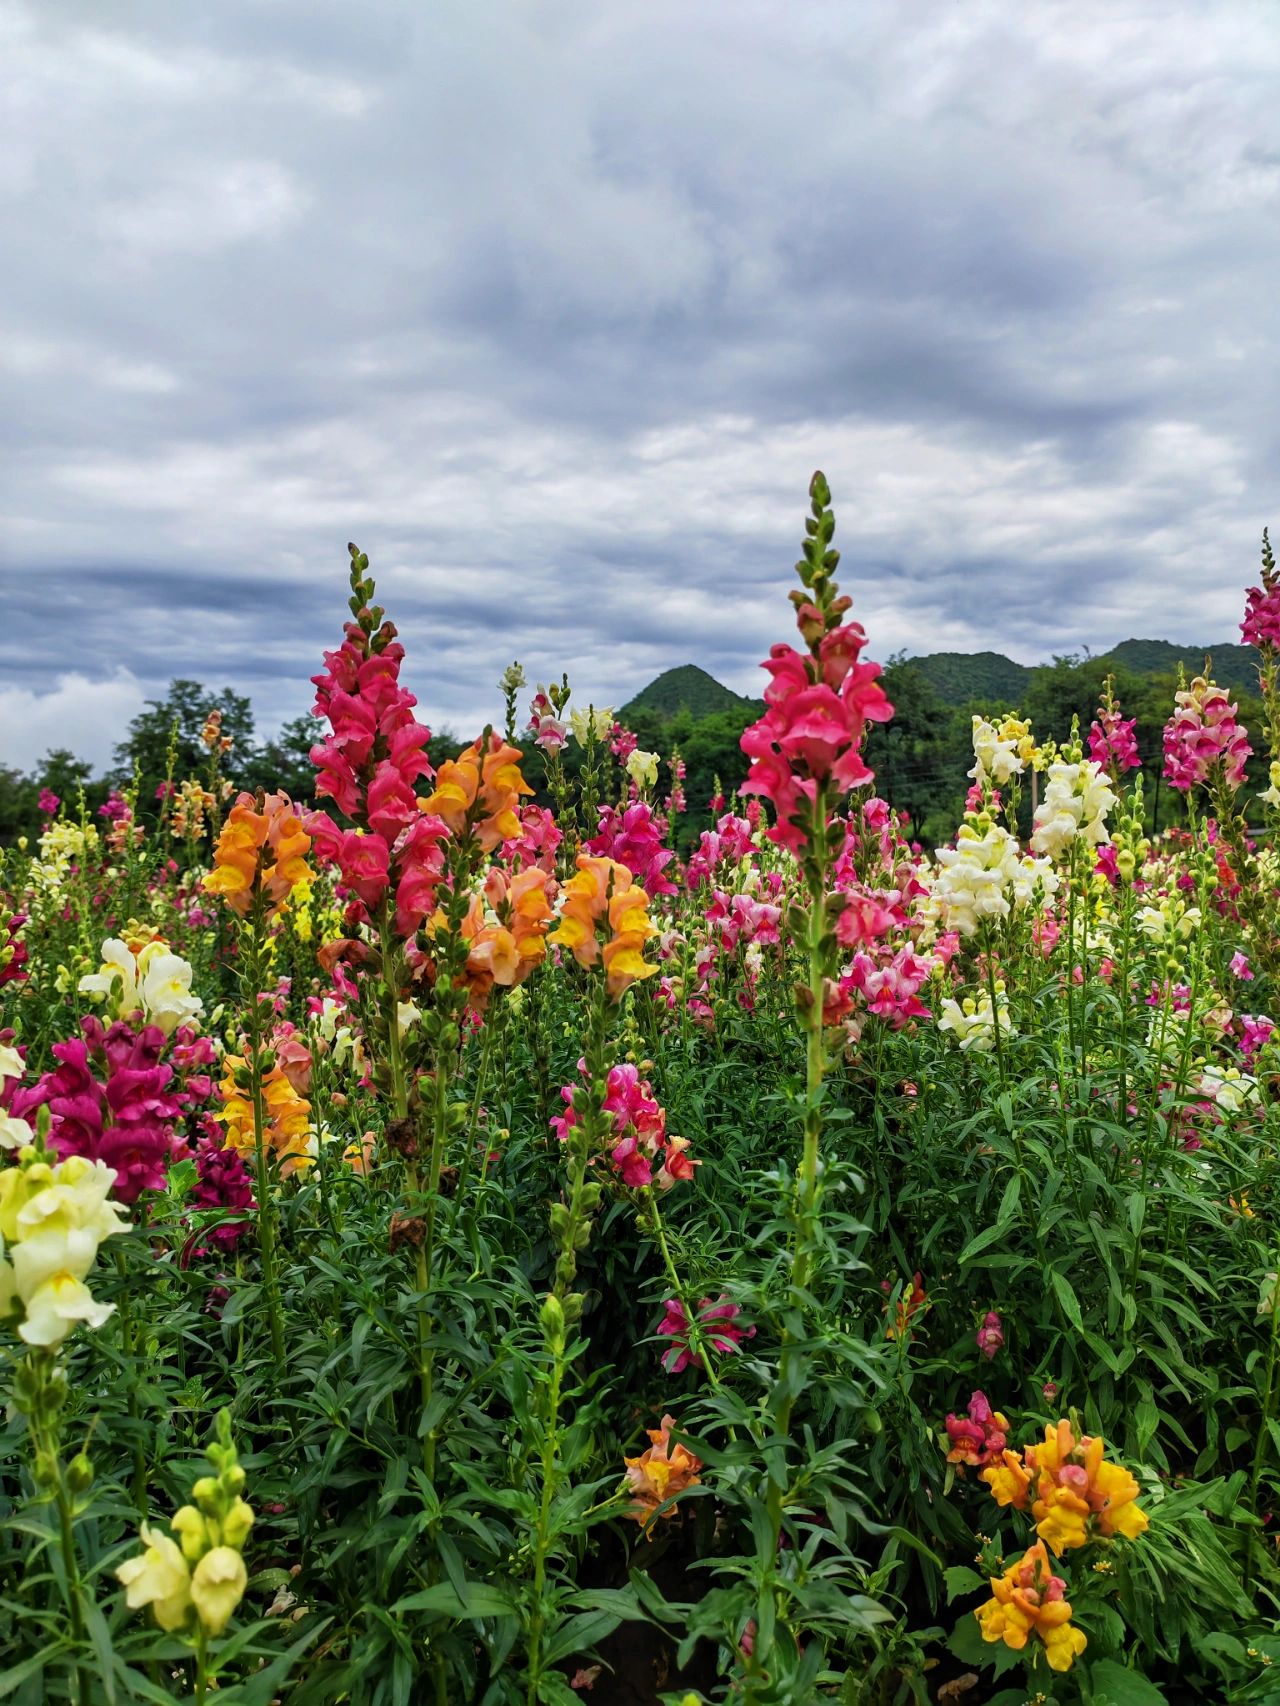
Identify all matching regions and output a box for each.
[4,476,1280,1704]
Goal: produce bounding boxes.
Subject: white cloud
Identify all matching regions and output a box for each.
[0,671,147,773]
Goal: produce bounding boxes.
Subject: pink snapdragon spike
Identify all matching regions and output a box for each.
[976,1309,1005,1360]
[586,801,678,896]
[1088,705,1140,774]
[37,788,60,815]
[1239,1014,1274,1066]
[944,1390,1008,1469]
[305,556,451,939]
[1242,554,1280,650]
[740,610,892,852]
[1162,676,1252,792]
[656,1294,756,1374]
[686,813,755,888]
[551,1062,697,1193]
[527,690,567,751]
[1231,950,1254,982]
[609,722,639,762]
[15,1017,182,1202]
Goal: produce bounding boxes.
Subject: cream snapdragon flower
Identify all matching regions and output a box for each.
[79,938,203,1036]
[569,705,615,745]
[1030,759,1117,860]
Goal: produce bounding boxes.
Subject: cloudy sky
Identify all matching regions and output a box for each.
[3,0,1278,772]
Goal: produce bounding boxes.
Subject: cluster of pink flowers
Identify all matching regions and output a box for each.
[1088,705,1140,774]
[740,606,892,853]
[527,689,567,751]
[655,1294,755,1373]
[586,802,677,897]
[1162,677,1252,792]
[191,1120,256,1252]
[14,1018,183,1202]
[1242,576,1280,650]
[609,722,638,762]
[502,804,562,873]
[1238,1014,1275,1067]
[38,788,60,816]
[944,1390,1009,1471]
[686,812,755,888]
[306,614,448,938]
[664,755,687,819]
[842,945,933,1028]
[551,1062,698,1192]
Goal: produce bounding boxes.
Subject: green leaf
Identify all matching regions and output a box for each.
[393,1581,518,1620]
[1050,1267,1084,1332]
[1088,1658,1169,1704]
[943,1565,985,1601]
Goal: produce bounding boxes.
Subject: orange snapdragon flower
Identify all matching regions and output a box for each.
[550,855,659,999]
[976,1541,1088,1673]
[204,793,311,917]
[623,1414,702,1527]
[218,1057,315,1178]
[981,1417,1148,1553]
[420,735,534,852]
[448,866,556,1012]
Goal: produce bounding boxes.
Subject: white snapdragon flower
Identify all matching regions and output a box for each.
[569,705,615,745]
[626,749,660,790]
[1030,759,1117,860]
[932,823,1058,937]
[1197,1065,1259,1114]
[969,717,1025,787]
[79,938,202,1035]
[0,1153,129,1348]
[937,986,1013,1053]
[138,944,203,1036]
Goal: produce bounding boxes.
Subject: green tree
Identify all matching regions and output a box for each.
[113,680,256,814]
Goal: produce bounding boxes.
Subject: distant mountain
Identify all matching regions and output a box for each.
[909,651,1033,706]
[621,665,760,721]
[1099,639,1257,696]
[620,639,1262,727]
[902,639,1259,708]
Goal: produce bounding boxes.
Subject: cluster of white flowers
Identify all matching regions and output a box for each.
[569,705,615,746]
[0,1150,129,1347]
[938,984,1013,1053]
[0,1044,33,1153]
[1137,898,1202,944]
[1030,759,1117,860]
[27,820,99,897]
[1196,1065,1259,1114]
[968,716,1028,788]
[931,822,1059,937]
[78,938,203,1036]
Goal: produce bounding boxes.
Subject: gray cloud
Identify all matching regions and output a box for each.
[2,0,1278,771]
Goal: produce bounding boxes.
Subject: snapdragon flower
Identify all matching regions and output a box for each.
[0,1149,128,1347]
[931,820,1058,937]
[938,984,1013,1053]
[1030,758,1117,860]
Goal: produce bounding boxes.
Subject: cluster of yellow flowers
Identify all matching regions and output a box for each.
[117,1410,253,1636]
[974,1416,1148,1674]
[0,1146,128,1348]
[217,1056,315,1178]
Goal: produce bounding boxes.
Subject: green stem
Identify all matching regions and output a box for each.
[244,905,285,1370]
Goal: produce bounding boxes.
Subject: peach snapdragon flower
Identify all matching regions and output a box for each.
[204,793,311,918]
[622,1415,702,1527]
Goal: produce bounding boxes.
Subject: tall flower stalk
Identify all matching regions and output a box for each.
[737,472,892,1687]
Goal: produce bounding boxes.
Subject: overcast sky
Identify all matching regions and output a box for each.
[2,0,1278,772]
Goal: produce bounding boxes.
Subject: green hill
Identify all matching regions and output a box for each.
[901,639,1259,708]
[1097,639,1257,696]
[621,665,760,721]
[909,651,1033,706]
